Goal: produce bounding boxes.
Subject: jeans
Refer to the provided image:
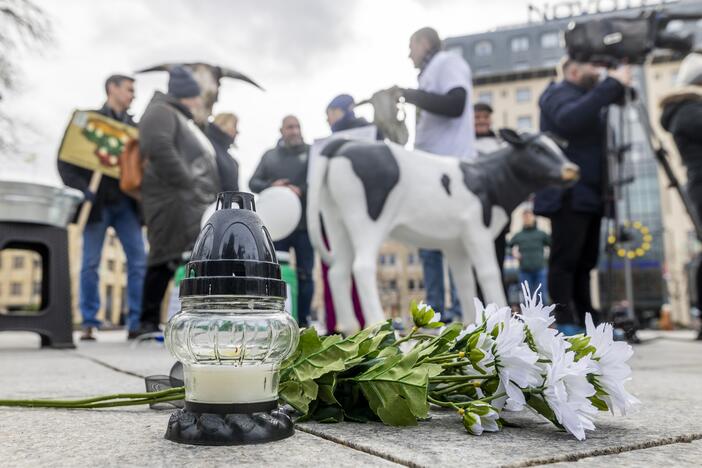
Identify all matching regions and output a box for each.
[548,206,601,326]
[519,268,548,303]
[275,230,314,328]
[80,196,145,331]
[419,249,460,322]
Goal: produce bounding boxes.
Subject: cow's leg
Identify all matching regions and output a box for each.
[345,229,386,327]
[322,205,360,335]
[444,249,477,324]
[463,227,507,307]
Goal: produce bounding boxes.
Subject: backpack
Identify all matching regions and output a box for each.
[119,138,142,200]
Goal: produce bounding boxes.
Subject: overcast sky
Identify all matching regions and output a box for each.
[3,0,534,187]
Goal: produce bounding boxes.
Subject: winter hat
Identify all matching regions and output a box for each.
[675,53,702,87]
[327,94,355,112]
[168,65,201,98]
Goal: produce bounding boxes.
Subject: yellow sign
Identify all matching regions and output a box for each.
[58,110,138,179]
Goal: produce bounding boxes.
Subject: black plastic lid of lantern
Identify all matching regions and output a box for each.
[179,192,286,298]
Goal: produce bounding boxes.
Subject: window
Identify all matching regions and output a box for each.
[388,254,396,266]
[477,91,493,105]
[517,115,533,130]
[474,40,493,57]
[106,285,114,316]
[389,279,397,290]
[408,279,415,290]
[540,32,560,49]
[408,253,416,265]
[10,282,22,296]
[32,281,42,296]
[33,258,41,269]
[516,87,531,103]
[510,36,529,53]
[107,260,116,271]
[379,255,386,265]
[419,279,425,289]
[13,256,24,269]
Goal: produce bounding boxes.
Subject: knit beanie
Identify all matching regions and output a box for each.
[168,65,201,98]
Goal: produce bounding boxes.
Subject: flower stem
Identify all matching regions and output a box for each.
[394,326,418,346]
[431,381,479,396]
[425,352,464,363]
[480,392,507,403]
[0,387,185,409]
[429,374,494,383]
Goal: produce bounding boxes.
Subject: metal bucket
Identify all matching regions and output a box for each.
[0,180,84,228]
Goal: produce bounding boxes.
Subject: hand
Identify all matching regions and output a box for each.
[608,65,632,87]
[272,179,290,187]
[387,85,404,102]
[287,184,302,197]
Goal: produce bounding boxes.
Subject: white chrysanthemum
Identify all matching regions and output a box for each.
[543,338,598,441]
[492,317,541,412]
[474,298,511,332]
[462,402,500,435]
[584,313,640,415]
[518,282,560,359]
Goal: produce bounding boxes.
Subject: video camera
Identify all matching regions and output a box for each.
[564,10,701,66]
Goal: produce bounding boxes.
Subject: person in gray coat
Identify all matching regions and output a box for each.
[137,65,220,333]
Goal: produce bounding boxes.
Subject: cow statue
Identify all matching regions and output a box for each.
[136,62,263,124]
[306,129,579,335]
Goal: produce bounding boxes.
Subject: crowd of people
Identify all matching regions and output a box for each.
[58,25,702,341]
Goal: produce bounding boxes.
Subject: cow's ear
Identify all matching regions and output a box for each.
[498,128,526,147]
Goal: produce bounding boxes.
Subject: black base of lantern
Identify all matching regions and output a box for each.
[164,405,294,446]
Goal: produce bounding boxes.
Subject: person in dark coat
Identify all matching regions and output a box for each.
[249,115,313,327]
[326,94,383,139]
[137,65,220,333]
[660,52,702,341]
[534,59,630,335]
[57,74,146,341]
[206,112,240,192]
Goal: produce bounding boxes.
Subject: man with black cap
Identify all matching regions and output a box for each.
[58,74,146,341]
[137,65,220,334]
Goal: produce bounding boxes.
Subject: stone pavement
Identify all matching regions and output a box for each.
[0,330,701,467]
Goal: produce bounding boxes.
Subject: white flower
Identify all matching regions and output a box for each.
[473,298,511,332]
[462,402,501,436]
[543,338,598,441]
[584,313,640,415]
[492,317,541,412]
[518,282,560,359]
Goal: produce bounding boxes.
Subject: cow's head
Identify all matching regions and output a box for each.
[136,63,263,124]
[500,128,579,188]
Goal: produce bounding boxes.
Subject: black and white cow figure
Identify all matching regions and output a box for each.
[307,129,579,335]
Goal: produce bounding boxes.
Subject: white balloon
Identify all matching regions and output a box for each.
[256,187,302,241]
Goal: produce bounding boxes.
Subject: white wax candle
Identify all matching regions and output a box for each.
[184,364,279,404]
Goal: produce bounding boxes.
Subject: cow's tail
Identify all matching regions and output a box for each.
[306,140,346,266]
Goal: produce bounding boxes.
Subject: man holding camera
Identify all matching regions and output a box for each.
[534,59,631,335]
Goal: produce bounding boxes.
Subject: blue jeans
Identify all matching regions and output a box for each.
[275,230,314,328]
[80,196,146,331]
[519,268,548,303]
[419,249,460,322]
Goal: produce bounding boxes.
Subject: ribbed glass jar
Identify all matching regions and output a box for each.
[165,296,299,404]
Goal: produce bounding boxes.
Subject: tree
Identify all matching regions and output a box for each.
[0,0,51,152]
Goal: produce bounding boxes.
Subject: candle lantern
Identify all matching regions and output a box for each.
[164,192,299,445]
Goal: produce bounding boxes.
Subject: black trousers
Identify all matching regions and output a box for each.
[548,206,602,326]
[140,262,177,328]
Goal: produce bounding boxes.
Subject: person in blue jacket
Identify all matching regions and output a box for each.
[534,58,631,335]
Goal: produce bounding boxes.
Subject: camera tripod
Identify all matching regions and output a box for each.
[602,86,702,341]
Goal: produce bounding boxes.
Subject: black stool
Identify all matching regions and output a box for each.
[0,222,75,348]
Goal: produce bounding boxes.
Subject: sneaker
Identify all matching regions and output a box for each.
[80,328,96,341]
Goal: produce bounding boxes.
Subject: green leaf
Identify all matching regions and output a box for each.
[352,347,436,426]
[286,329,361,383]
[589,395,610,412]
[316,372,340,406]
[526,394,563,429]
[278,379,319,414]
[424,321,444,329]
